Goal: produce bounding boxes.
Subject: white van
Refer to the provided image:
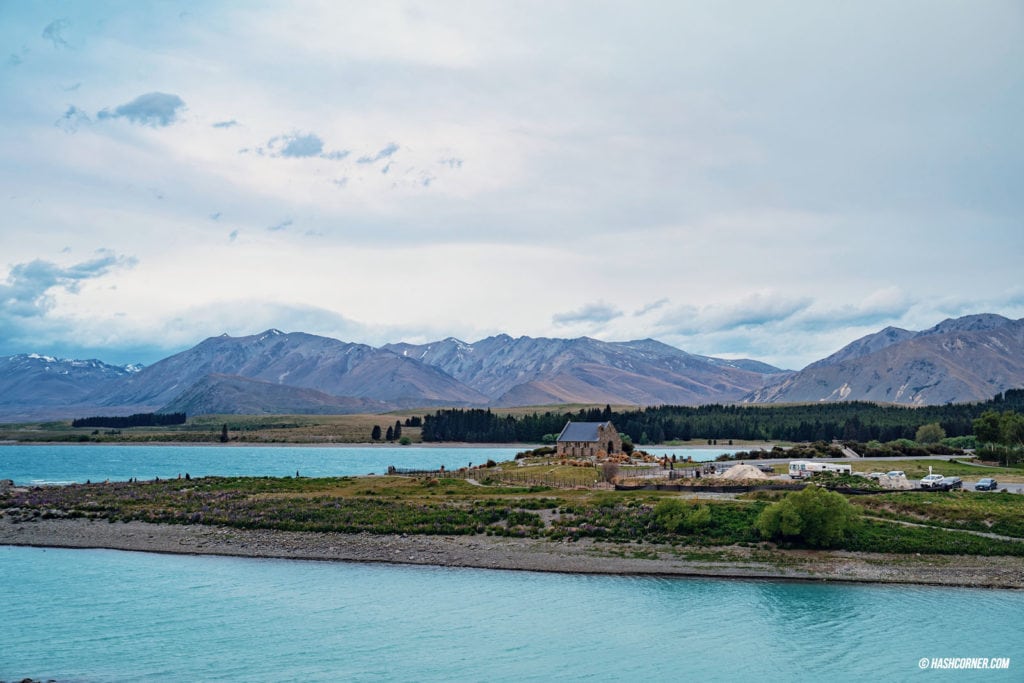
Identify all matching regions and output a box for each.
[788,461,853,479]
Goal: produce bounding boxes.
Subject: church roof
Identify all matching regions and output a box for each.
[556,421,612,442]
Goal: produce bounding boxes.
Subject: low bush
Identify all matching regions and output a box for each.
[756,485,859,548]
[652,499,711,533]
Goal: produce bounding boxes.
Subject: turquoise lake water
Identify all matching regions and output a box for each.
[0,444,739,485]
[2,545,1021,682]
[0,444,525,485]
[3,445,1020,681]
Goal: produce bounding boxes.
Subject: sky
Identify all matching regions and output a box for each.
[1,1,1022,370]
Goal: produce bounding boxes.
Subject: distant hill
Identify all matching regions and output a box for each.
[747,314,1024,405]
[159,374,393,415]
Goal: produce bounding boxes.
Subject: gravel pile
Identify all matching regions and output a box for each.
[878,475,915,490]
[714,464,770,480]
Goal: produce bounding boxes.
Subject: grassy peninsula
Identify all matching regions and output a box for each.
[3,464,1023,587]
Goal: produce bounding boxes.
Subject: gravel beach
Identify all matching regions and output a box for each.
[3,516,1022,589]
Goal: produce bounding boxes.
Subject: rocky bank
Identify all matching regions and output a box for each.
[2,516,1022,589]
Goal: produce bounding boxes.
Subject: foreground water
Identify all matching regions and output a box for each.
[0,444,741,485]
[1,546,1020,682]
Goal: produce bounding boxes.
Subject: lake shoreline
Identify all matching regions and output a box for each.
[0,440,751,450]
[0,440,539,448]
[3,517,1022,589]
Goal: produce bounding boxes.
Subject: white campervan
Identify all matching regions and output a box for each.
[788,461,853,479]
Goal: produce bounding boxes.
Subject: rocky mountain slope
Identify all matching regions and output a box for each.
[2,314,1021,420]
[384,335,786,406]
[747,314,1024,405]
[95,330,489,413]
[159,374,392,415]
[0,354,140,421]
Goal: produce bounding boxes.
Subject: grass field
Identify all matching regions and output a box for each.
[5,470,1024,556]
[852,491,1024,538]
[0,413,429,444]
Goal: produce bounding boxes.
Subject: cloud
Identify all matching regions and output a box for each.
[792,288,914,332]
[658,293,812,336]
[97,92,186,127]
[261,132,348,160]
[159,301,371,350]
[0,252,136,318]
[645,290,927,369]
[42,19,71,48]
[357,143,399,164]
[634,298,669,316]
[277,132,323,158]
[2,3,1020,372]
[0,299,371,367]
[1003,290,1024,309]
[552,302,624,326]
[268,219,293,232]
[55,105,90,133]
[710,294,813,331]
[228,230,239,242]
[7,48,28,67]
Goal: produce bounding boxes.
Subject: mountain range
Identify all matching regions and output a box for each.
[0,354,140,421]
[382,336,781,406]
[746,313,1024,405]
[1,314,1022,421]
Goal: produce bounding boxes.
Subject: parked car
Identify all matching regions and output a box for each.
[975,478,999,491]
[886,470,906,479]
[867,472,885,481]
[936,476,962,491]
[920,473,945,489]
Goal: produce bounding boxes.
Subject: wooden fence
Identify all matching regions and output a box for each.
[388,466,608,490]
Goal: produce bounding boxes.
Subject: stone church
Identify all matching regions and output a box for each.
[555,421,622,458]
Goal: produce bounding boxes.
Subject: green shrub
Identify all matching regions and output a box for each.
[942,435,977,450]
[808,472,881,490]
[756,485,859,548]
[653,499,711,533]
[976,445,1023,466]
[915,422,946,445]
